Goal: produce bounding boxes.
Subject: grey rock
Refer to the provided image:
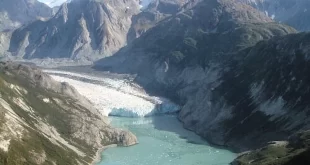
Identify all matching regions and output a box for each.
[0,61,137,164]
[0,31,11,58]
[95,0,299,151]
[238,0,310,31]
[127,0,200,42]
[8,0,140,61]
[0,0,53,31]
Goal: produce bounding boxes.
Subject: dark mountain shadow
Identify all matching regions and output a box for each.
[150,115,237,152]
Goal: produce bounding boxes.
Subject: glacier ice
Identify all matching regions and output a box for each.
[45,70,180,117]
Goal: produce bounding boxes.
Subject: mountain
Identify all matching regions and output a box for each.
[7,0,140,61]
[0,61,137,164]
[238,0,310,31]
[95,0,299,151]
[127,0,199,42]
[204,32,310,150]
[0,0,53,31]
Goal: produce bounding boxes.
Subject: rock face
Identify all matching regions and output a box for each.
[95,0,301,151]
[200,32,310,150]
[127,0,198,42]
[0,62,137,164]
[238,0,310,31]
[8,0,140,61]
[0,32,11,58]
[0,0,53,31]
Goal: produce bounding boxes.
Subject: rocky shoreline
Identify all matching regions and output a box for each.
[0,62,138,164]
[91,144,118,165]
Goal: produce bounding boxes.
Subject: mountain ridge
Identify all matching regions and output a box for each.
[0,0,53,31]
[6,0,140,61]
[0,61,137,164]
[237,0,310,31]
[94,0,299,151]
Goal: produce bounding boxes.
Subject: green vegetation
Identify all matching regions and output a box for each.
[0,131,80,165]
[234,131,310,165]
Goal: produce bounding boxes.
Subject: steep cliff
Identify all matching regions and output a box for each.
[0,62,137,164]
[0,0,53,31]
[95,0,299,151]
[196,32,310,150]
[8,0,140,61]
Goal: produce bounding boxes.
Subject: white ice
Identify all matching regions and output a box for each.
[45,70,180,117]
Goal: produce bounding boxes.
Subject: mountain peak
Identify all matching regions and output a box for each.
[8,0,141,61]
[236,0,310,31]
[0,0,53,31]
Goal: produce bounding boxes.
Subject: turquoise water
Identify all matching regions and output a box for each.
[97,116,236,165]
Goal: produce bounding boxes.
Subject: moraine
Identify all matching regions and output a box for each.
[44,67,237,165]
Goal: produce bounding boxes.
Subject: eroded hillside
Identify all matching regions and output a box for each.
[0,62,137,165]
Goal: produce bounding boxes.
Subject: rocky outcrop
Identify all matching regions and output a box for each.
[0,0,53,31]
[8,0,140,61]
[237,0,310,31]
[232,130,310,165]
[0,61,137,164]
[95,0,301,151]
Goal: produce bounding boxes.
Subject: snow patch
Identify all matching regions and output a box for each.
[0,139,10,152]
[43,98,50,103]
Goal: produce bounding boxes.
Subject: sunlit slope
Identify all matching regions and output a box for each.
[0,62,137,165]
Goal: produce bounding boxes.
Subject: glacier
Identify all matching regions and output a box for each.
[44,70,180,117]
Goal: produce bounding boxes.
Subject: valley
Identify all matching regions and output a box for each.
[43,67,237,165]
[1,0,310,165]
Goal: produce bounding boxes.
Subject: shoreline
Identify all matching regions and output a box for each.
[45,66,238,164]
[91,144,118,165]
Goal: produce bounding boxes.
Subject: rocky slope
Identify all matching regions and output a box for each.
[8,0,140,61]
[127,0,198,42]
[238,0,310,31]
[95,0,301,151]
[0,62,137,165]
[0,0,53,31]
[232,130,310,165]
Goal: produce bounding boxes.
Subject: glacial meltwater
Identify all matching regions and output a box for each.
[97,116,236,165]
[44,68,237,165]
